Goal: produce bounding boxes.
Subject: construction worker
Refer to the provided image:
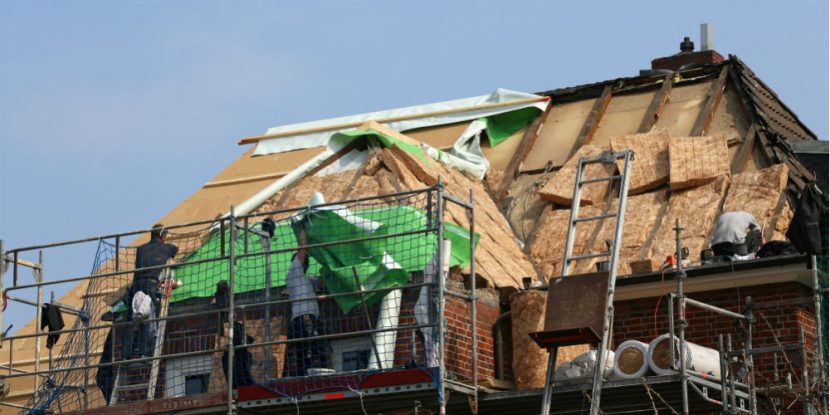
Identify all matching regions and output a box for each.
[124,224,178,358]
[284,219,329,376]
[711,211,763,259]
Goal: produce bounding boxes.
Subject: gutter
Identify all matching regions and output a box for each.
[615,254,811,301]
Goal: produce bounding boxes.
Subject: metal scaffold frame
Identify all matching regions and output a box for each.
[667,219,826,415]
[0,182,481,415]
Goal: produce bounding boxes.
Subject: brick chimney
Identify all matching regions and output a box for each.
[651,36,724,71]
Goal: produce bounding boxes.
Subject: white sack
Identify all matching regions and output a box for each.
[554,350,615,381]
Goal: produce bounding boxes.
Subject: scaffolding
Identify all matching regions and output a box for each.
[0,183,482,415]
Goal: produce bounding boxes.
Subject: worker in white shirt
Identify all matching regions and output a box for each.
[711,211,763,259]
[284,220,329,377]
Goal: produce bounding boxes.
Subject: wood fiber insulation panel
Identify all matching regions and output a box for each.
[649,177,729,264]
[589,191,668,276]
[609,128,671,195]
[435,162,539,287]
[538,144,615,206]
[253,170,359,219]
[504,173,550,243]
[522,98,598,172]
[771,202,793,242]
[383,147,538,288]
[721,163,789,235]
[509,290,588,389]
[668,133,730,191]
[249,317,287,384]
[256,143,538,289]
[528,206,605,278]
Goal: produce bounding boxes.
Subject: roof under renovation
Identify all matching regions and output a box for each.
[0,46,823,410]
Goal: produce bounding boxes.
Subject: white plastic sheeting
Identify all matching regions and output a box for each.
[554,350,615,381]
[314,149,369,177]
[647,334,722,377]
[612,340,652,379]
[414,239,451,368]
[254,88,547,156]
[367,288,403,370]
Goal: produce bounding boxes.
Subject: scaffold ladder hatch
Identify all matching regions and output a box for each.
[539,150,633,415]
[109,268,174,405]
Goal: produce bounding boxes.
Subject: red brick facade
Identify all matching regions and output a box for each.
[612,282,816,389]
[651,50,725,71]
[444,285,501,383]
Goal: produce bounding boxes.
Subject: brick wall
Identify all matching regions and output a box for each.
[651,50,725,71]
[613,282,816,388]
[443,280,502,384]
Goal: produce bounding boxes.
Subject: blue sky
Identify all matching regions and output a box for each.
[0,0,827,332]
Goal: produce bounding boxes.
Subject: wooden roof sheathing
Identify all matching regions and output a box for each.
[590,91,655,148]
[654,81,712,137]
[402,122,471,150]
[521,98,598,172]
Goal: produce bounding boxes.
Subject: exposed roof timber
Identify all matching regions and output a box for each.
[569,85,613,156]
[691,66,730,136]
[536,63,723,104]
[637,74,674,133]
[725,56,816,191]
[494,105,552,199]
[730,124,758,174]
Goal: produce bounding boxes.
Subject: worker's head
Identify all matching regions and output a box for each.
[150,224,167,240]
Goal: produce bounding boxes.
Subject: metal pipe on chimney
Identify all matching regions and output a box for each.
[701,23,714,51]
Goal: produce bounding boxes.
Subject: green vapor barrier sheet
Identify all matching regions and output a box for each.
[331,129,428,162]
[332,104,542,160]
[172,205,478,313]
[482,107,542,147]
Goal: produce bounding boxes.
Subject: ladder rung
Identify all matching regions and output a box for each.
[567,252,611,262]
[579,175,621,185]
[573,213,616,223]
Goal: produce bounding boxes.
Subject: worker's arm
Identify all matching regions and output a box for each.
[748,216,760,231]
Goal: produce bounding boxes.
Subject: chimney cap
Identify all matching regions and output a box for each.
[680,36,695,53]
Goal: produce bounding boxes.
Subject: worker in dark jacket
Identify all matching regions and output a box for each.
[124,224,178,358]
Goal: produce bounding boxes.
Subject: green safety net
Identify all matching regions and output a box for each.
[172,205,478,313]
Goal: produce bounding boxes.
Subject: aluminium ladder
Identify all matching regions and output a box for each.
[539,150,634,415]
[110,268,174,405]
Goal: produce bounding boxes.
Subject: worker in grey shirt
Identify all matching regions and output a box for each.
[284,220,328,377]
[711,211,763,257]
